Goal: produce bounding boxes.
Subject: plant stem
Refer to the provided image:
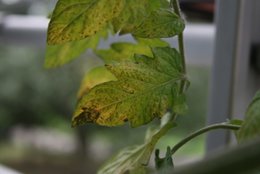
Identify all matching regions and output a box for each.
[170,123,241,155]
[171,0,186,75]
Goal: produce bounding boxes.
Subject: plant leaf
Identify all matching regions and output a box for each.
[238,90,260,142]
[133,9,185,38]
[47,0,125,44]
[45,29,108,68]
[95,39,169,63]
[97,121,175,174]
[112,0,169,35]
[77,67,116,99]
[72,47,184,127]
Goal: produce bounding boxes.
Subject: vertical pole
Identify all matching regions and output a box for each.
[206,0,241,152]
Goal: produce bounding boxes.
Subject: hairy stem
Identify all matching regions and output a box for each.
[171,123,241,155]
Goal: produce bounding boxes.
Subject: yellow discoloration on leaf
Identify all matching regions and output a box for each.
[133,9,185,38]
[112,0,170,35]
[77,67,116,99]
[72,47,184,127]
[95,38,169,63]
[45,29,108,68]
[47,0,125,44]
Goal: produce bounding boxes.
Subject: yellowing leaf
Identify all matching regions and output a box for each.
[238,90,260,142]
[47,0,125,44]
[72,47,184,127]
[133,9,185,38]
[112,0,169,35]
[45,30,108,68]
[97,121,175,174]
[95,38,169,63]
[77,67,116,99]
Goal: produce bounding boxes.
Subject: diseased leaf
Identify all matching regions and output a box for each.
[96,42,148,63]
[97,121,175,174]
[238,90,260,142]
[77,67,116,99]
[72,47,184,127]
[95,39,169,63]
[45,30,108,68]
[133,9,185,38]
[112,0,169,35]
[47,0,125,44]
[45,37,95,68]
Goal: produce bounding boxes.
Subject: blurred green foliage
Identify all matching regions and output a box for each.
[0,44,100,137]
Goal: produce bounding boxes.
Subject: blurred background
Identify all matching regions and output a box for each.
[0,0,216,173]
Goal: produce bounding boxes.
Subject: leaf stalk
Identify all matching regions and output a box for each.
[170,123,241,155]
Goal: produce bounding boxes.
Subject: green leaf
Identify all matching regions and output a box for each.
[133,9,185,38]
[47,0,125,44]
[95,39,169,63]
[97,121,175,174]
[77,67,116,99]
[72,47,184,127]
[112,0,169,35]
[238,90,260,142]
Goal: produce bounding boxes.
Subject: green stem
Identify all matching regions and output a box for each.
[171,123,241,155]
[171,0,186,75]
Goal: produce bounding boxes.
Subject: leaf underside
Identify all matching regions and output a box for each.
[72,47,184,127]
[238,90,260,142]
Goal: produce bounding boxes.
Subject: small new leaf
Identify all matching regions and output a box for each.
[133,9,185,38]
[47,0,124,44]
[97,121,175,174]
[238,90,260,142]
[72,47,184,127]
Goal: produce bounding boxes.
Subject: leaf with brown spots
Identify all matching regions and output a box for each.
[45,29,108,68]
[47,0,125,44]
[112,0,169,35]
[72,47,185,127]
[133,9,185,38]
[77,67,116,99]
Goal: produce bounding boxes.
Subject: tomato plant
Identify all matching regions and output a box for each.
[46,0,260,173]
